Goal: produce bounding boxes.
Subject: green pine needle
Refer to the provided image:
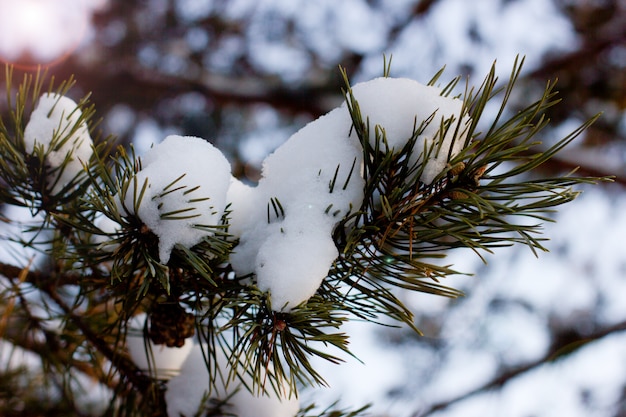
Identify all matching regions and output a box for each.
[0,57,611,416]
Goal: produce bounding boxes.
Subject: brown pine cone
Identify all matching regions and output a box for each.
[148,302,195,348]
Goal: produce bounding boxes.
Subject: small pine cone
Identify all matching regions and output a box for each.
[449,189,470,200]
[448,161,466,177]
[148,303,195,348]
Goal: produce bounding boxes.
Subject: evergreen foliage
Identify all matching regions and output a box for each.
[0,58,607,416]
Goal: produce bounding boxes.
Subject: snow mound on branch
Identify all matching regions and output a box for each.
[165,343,299,417]
[113,78,467,310]
[126,314,193,380]
[24,93,93,194]
[228,107,364,310]
[351,77,469,184]
[228,77,468,310]
[121,135,231,264]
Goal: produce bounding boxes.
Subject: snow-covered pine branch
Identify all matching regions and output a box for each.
[0,59,605,417]
[23,93,93,195]
[118,135,231,264]
[229,76,468,311]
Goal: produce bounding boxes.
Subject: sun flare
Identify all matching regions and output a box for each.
[0,0,105,66]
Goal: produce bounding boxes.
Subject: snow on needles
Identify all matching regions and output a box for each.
[165,342,300,417]
[114,77,467,310]
[120,135,231,264]
[22,78,467,415]
[229,77,468,310]
[351,77,468,185]
[227,106,364,310]
[24,93,93,194]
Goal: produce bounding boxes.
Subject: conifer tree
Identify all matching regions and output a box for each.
[0,58,606,416]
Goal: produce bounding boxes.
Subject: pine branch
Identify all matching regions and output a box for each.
[0,303,110,389]
[0,57,610,416]
[326,57,608,337]
[39,281,170,415]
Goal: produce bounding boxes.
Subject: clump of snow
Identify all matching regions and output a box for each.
[120,135,231,264]
[24,93,93,194]
[351,77,469,184]
[113,78,466,309]
[72,372,115,415]
[165,343,299,417]
[228,107,364,310]
[126,313,194,380]
[228,77,468,310]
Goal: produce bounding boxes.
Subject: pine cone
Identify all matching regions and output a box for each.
[148,303,195,348]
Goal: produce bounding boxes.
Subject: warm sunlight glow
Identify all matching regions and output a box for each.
[0,0,106,66]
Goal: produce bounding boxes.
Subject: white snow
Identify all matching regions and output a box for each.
[165,343,299,417]
[120,135,231,264]
[351,77,469,184]
[93,215,121,251]
[24,93,93,194]
[228,77,468,310]
[126,313,194,380]
[228,106,363,310]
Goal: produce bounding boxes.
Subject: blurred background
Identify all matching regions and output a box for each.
[0,0,625,416]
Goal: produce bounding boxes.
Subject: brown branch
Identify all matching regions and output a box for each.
[0,261,47,285]
[0,260,31,337]
[413,0,441,15]
[40,284,154,393]
[1,314,107,386]
[528,13,626,80]
[35,58,344,120]
[0,268,116,389]
[0,260,107,288]
[0,260,160,401]
[414,319,626,417]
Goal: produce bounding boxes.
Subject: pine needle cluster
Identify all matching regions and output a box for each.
[0,58,606,416]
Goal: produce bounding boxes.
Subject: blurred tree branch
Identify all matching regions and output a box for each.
[0,260,161,413]
[415,318,626,417]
